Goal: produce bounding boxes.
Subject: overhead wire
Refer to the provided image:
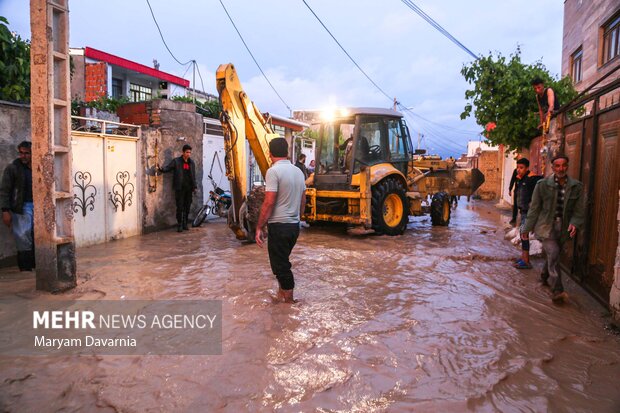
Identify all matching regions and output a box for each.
[218,0,291,113]
[145,0,193,66]
[399,0,478,60]
[195,61,207,96]
[302,0,394,102]
[301,0,473,156]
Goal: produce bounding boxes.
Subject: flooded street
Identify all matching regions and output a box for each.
[1,200,619,412]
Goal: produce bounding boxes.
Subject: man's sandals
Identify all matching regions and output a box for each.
[513,259,533,269]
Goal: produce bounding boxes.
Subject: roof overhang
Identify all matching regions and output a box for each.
[84,47,190,87]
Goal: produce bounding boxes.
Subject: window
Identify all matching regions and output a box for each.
[129,83,152,102]
[111,78,123,98]
[602,13,620,65]
[387,118,407,160]
[570,47,582,83]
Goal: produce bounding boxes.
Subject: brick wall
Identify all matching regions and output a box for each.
[84,62,107,102]
[476,150,501,200]
[117,102,150,125]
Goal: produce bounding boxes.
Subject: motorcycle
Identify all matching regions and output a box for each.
[192,174,232,227]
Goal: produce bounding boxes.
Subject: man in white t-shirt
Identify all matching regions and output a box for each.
[255,138,306,303]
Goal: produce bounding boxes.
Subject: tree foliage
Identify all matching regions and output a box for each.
[460,48,576,150]
[171,95,222,119]
[0,17,30,103]
[71,96,131,116]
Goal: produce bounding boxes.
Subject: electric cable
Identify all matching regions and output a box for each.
[301,0,471,146]
[145,0,193,66]
[399,0,478,60]
[302,0,394,102]
[195,61,207,95]
[218,0,291,112]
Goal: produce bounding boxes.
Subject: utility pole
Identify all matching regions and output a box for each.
[30,0,77,291]
[192,60,196,104]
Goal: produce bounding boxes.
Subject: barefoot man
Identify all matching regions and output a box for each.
[255,138,306,303]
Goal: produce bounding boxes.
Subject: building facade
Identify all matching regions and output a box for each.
[70,47,190,103]
[562,1,619,94]
[560,0,620,320]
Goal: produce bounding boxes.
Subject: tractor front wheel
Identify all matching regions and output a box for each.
[371,178,409,235]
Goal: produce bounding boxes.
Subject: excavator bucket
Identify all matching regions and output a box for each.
[411,168,485,197]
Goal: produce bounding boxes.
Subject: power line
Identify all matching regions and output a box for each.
[399,0,478,60]
[401,106,481,134]
[301,0,470,154]
[302,0,394,102]
[218,0,291,113]
[399,105,481,139]
[145,0,193,66]
[195,61,207,95]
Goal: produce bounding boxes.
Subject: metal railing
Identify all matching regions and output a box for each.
[71,116,141,138]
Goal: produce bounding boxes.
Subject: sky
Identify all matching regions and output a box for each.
[0,0,566,157]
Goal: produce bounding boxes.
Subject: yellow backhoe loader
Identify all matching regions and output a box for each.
[216,63,484,240]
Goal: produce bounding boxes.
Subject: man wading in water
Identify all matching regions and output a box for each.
[255,138,306,303]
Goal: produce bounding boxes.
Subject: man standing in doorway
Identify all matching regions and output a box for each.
[0,141,35,271]
[160,144,197,232]
[255,138,306,303]
[532,77,560,129]
[295,153,309,179]
[522,154,584,303]
[512,157,542,270]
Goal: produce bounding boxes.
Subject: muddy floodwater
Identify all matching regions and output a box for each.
[1,200,619,412]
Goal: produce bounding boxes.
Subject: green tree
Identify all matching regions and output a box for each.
[460,48,576,150]
[171,95,222,119]
[0,17,31,103]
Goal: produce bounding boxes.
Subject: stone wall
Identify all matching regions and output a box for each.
[0,101,31,266]
[476,150,501,200]
[119,99,204,232]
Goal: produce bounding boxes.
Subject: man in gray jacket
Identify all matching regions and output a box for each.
[522,154,585,303]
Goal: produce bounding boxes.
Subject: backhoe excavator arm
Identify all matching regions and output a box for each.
[216,63,280,239]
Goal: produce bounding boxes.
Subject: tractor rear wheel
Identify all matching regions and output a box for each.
[430,192,451,226]
[371,178,409,235]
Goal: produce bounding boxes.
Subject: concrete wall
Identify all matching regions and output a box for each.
[70,53,85,101]
[0,101,31,266]
[119,99,204,232]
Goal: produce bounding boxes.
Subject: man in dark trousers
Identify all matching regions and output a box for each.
[160,144,197,232]
[0,141,35,271]
[255,138,306,303]
[523,154,584,303]
[512,158,542,270]
[508,166,519,225]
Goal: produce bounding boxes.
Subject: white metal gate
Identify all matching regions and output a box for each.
[71,117,141,246]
